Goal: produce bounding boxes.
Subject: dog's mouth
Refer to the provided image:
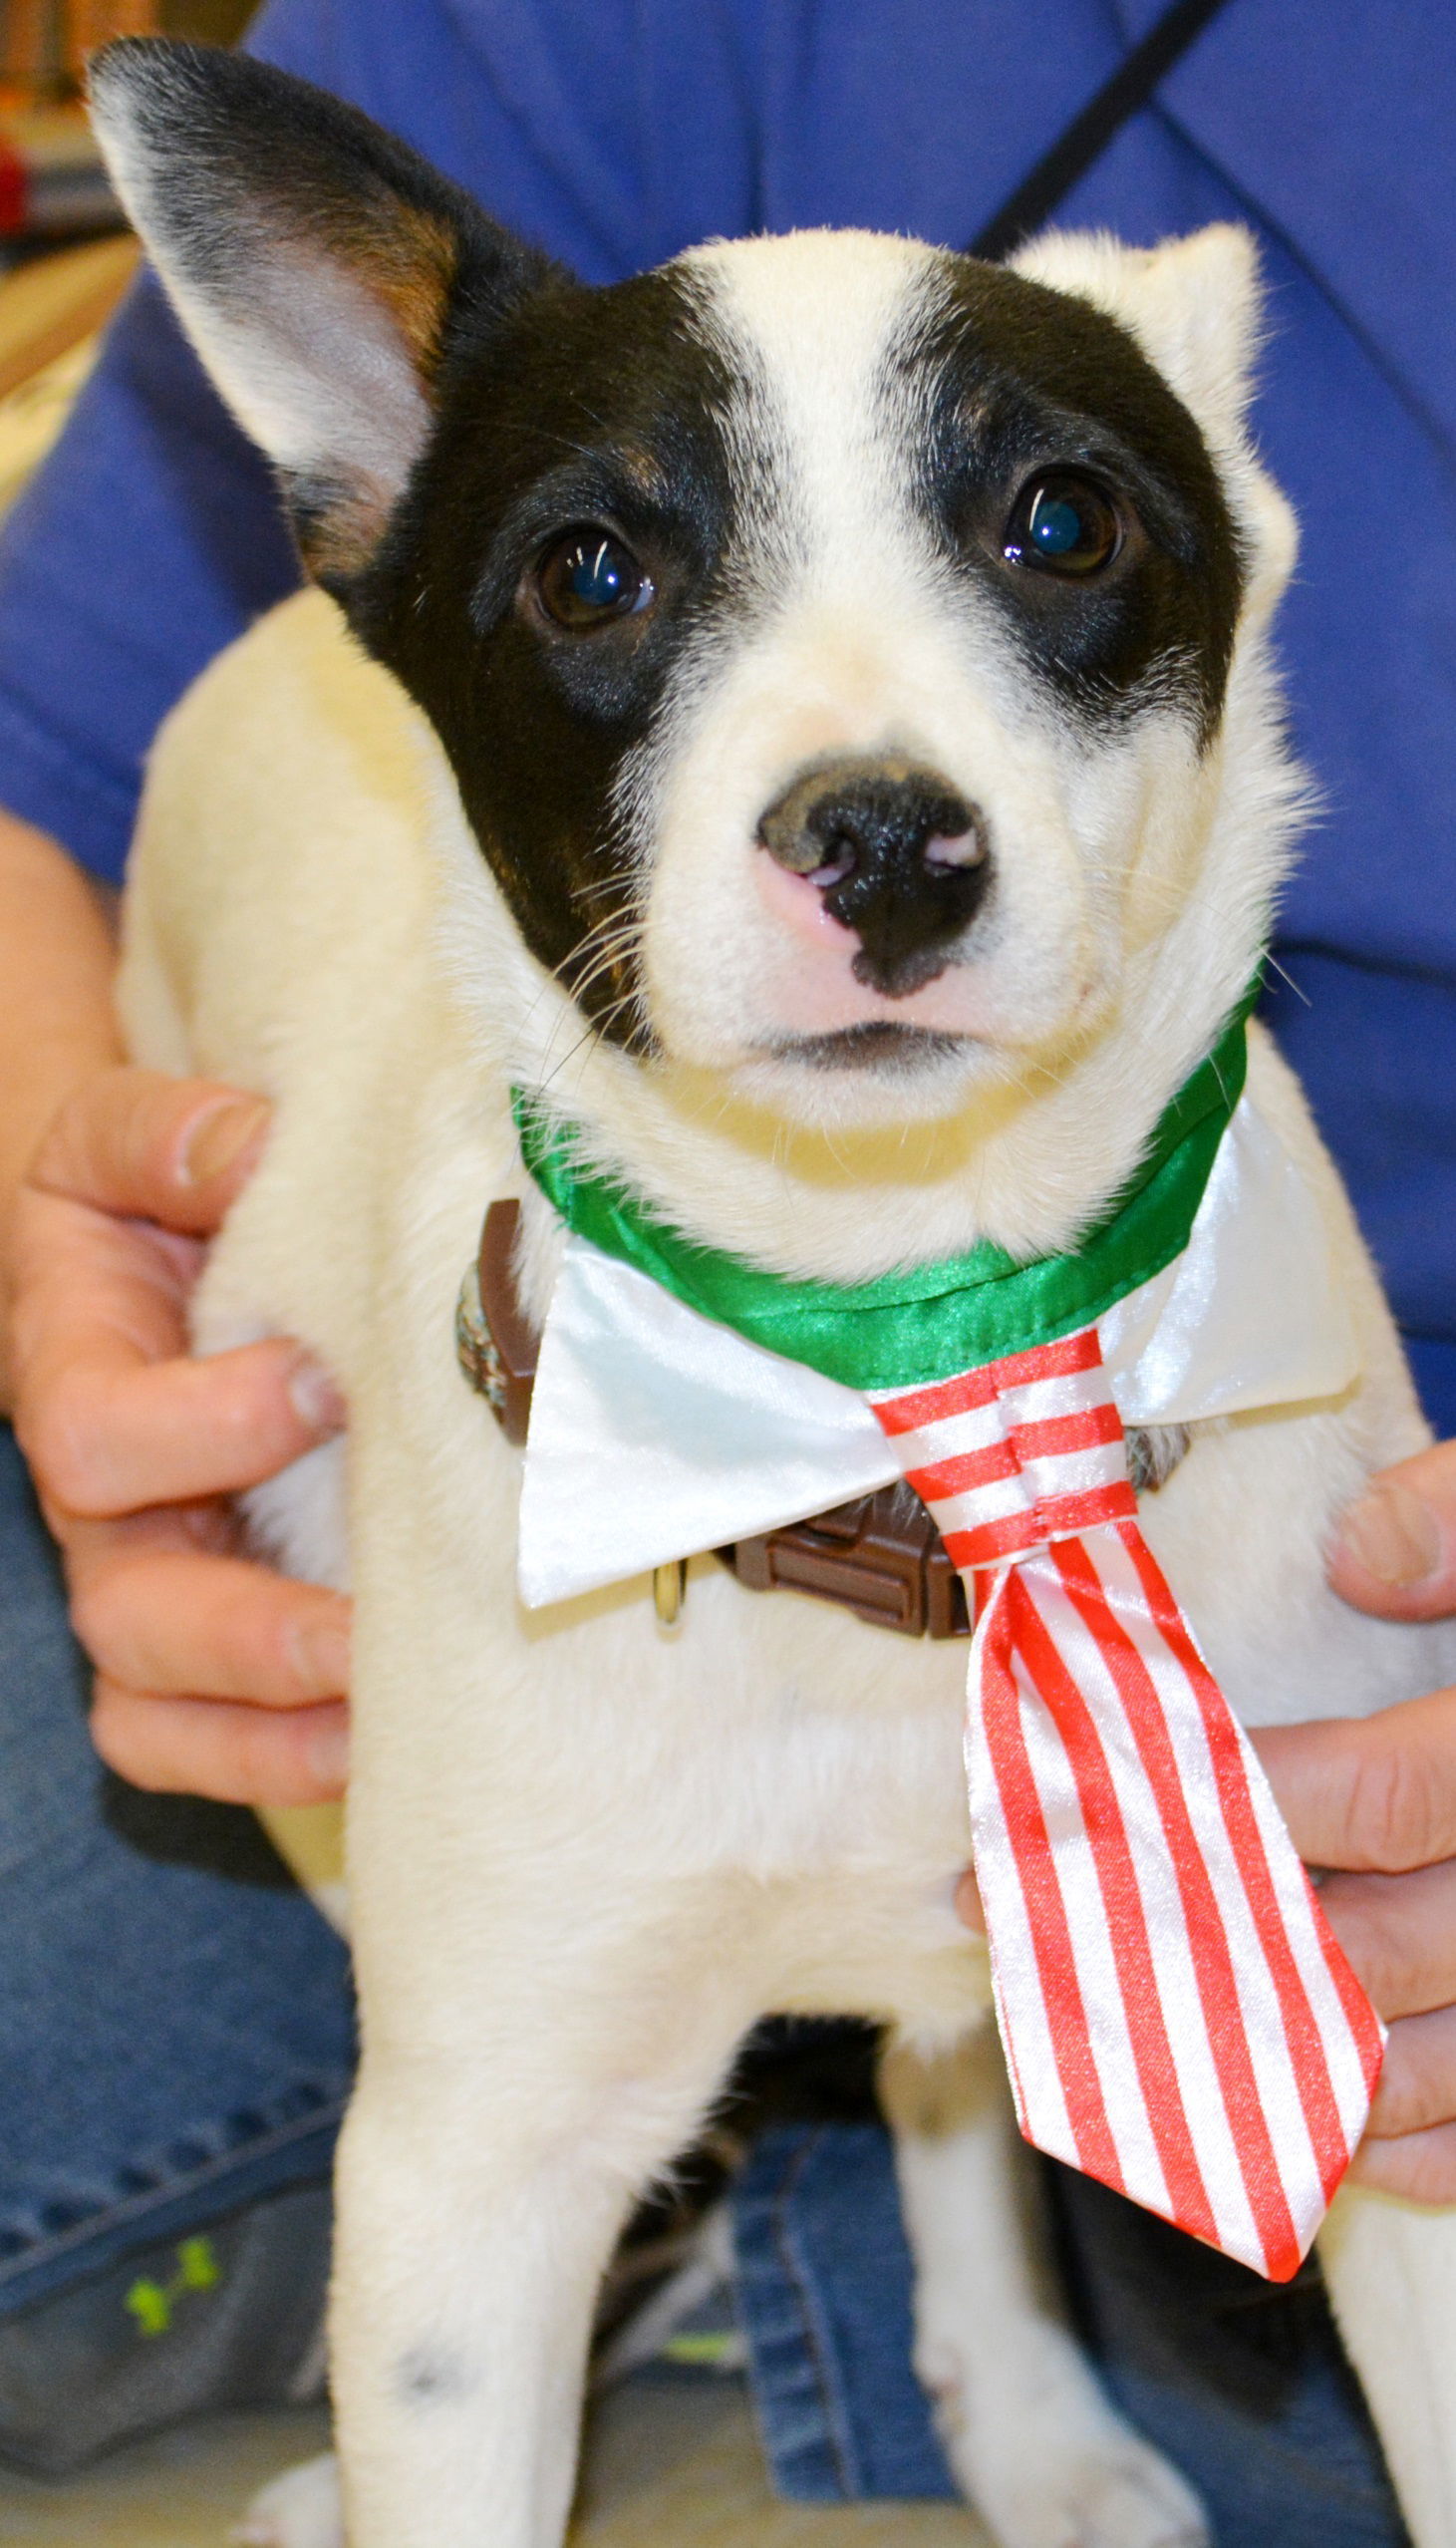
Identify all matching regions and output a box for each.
[760,1022,972,1073]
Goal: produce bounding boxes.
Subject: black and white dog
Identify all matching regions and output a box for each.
[88,40,1456,2548]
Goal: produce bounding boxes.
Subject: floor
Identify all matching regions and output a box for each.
[0,2380,988,2546]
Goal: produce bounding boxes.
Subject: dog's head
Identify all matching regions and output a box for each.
[91,43,1299,1145]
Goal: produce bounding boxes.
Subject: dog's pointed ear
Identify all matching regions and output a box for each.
[1011,223,1263,458]
[88,40,560,581]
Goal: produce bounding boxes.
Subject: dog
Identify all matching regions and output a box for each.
[87,38,1456,2548]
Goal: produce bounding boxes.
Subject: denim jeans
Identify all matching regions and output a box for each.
[730,2107,1411,2545]
[0,1424,355,2323]
[0,1420,1414,2535]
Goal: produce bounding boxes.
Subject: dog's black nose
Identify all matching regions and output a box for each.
[756,756,991,997]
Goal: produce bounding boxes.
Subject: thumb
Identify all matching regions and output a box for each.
[1327,1439,1456,1622]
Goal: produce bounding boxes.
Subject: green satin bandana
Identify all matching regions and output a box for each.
[514,993,1257,1395]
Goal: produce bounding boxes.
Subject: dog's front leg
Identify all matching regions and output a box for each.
[326,2054,634,2548]
[315,1804,757,2548]
[882,2028,1208,2548]
[1318,2184,1456,2548]
[239,2011,732,2548]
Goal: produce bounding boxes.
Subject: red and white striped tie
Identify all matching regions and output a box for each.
[872,1327,1383,2282]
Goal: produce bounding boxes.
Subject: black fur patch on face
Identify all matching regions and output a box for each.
[888,259,1244,742]
[349,265,773,1045]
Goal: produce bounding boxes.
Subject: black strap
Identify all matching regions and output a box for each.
[969,0,1233,261]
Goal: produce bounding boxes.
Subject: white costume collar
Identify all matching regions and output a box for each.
[516,1092,1358,1609]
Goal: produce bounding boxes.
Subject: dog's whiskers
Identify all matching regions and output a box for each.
[536,985,644,1099]
[526,899,649,1096]
[1259,951,1310,1007]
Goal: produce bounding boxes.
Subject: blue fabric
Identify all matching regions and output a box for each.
[729,2117,1412,2544]
[732,2120,956,2500]
[0,1425,356,2317]
[0,0,1451,1373]
[1050,2164,1412,2548]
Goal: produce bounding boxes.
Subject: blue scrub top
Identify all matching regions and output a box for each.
[1,0,1453,1421]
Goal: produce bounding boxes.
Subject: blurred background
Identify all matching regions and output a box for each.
[0,0,258,509]
[3,0,255,95]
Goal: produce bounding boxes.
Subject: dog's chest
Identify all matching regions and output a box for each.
[509,1566,991,2028]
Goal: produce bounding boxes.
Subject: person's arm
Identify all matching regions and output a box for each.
[0,809,122,1394]
[0,806,352,1805]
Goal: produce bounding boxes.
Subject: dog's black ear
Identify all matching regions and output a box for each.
[88,40,560,580]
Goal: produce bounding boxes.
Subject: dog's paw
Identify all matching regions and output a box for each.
[966,2422,1207,2548]
[927,2331,1208,2548]
[232,2452,343,2548]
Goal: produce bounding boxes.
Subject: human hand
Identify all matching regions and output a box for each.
[1304,1439,1456,2202]
[954,1441,1456,2203]
[11,1066,352,1807]
[1254,1685,1456,2202]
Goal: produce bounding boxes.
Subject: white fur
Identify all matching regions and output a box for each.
[114,227,1456,2548]
[233,2452,344,2548]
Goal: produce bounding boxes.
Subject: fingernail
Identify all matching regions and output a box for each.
[287,1355,348,1438]
[181,1097,270,1186]
[294,1619,352,1694]
[307,1716,351,1788]
[1337,1482,1442,1588]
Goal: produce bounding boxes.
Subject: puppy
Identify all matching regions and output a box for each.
[88,39,1456,2548]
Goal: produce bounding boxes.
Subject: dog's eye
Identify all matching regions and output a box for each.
[1003,475,1121,577]
[535,528,653,630]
